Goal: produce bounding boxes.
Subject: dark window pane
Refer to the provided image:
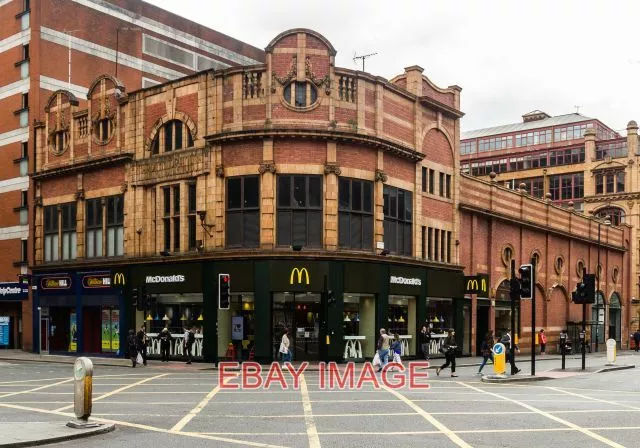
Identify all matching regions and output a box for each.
[292,210,306,245]
[173,186,180,214]
[226,212,242,247]
[397,190,405,220]
[339,212,350,248]
[87,201,95,227]
[277,211,291,246]
[339,178,350,210]
[116,195,123,223]
[295,82,306,107]
[188,184,196,213]
[309,176,321,207]
[187,131,194,148]
[389,188,397,218]
[283,84,291,104]
[350,214,362,249]
[363,181,372,213]
[405,191,413,221]
[243,211,260,247]
[244,176,259,208]
[403,223,412,256]
[278,176,291,207]
[174,122,183,150]
[164,122,173,152]
[164,187,171,216]
[352,181,362,211]
[163,218,170,250]
[307,211,322,247]
[383,187,390,216]
[173,217,180,250]
[362,215,373,250]
[310,84,317,103]
[188,216,197,249]
[227,178,242,209]
[384,220,396,253]
[293,176,306,207]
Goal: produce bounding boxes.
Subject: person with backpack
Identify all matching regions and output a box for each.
[538,329,547,355]
[436,328,458,377]
[184,327,196,364]
[477,331,495,375]
[376,328,391,372]
[127,329,138,368]
[159,326,172,362]
[502,331,521,374]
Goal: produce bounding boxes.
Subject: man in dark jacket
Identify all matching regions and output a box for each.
[159,326,172,362]
[127,329,138,368]
[136,324,148,366]
[633,329,640,352]
[436,328,458,377]
[419,325,431,360]
[185,327,196,364]
[502,331,521,374]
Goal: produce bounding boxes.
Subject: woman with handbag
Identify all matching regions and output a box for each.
[436,328,458,377]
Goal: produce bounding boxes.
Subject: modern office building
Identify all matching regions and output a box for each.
[0,0,264,351]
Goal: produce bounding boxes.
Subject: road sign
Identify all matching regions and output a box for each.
[493,342,506,375]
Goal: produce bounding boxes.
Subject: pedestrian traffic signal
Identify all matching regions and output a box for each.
[519,264,533,299]
[218,274,231,309]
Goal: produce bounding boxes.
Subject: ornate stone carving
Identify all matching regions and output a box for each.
[305,57,331,95]
[131,147,211,186]
[324,163,341,176]
[75,189,85,200]
[258,161,276,174]
[34,196,43,207]
[375,169,387,183]
[271,55,297,92]
[120,182,128,193]
[216,164,225,178]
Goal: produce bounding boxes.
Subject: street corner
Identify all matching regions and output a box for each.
[481,373,553,383]
[0,421,115,447]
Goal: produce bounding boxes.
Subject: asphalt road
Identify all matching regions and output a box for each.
[0,354,639,448]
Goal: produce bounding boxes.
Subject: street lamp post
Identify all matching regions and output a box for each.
[595,214,611,353]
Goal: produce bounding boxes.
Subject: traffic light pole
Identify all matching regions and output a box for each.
[582,267,587,371]
[510,260,517,375]
[531,256,536,377]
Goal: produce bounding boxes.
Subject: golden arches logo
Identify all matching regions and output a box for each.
[290,268,310,285]
[466,279,479,291]
[480,277,487,293]
[113,273,126,286]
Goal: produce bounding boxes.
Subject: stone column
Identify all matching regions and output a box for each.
[584,128,596,163]
[260,139,276,249]
[324,142,339,250]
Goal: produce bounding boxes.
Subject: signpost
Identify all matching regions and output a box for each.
[493,342,506,375]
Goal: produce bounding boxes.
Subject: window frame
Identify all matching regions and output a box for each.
[382,184,413,256]
[338,177,374,250]
[226,175,260,248]
[276,174,323,248]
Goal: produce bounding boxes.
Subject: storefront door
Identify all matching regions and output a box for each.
[40,318,49,353]
[272,293,323,361]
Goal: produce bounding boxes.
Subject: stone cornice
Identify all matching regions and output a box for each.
[205,128,425,162]
[418,96,465,119]
[32,154,133,180]
[584,192,640,203]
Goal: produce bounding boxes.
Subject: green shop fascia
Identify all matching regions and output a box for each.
[115,259,465,363]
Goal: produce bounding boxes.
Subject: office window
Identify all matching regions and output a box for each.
[421,167,427,192]
[43,206,58,262]
[61,203,77,260]
[21,239,28,263]
[445,174,451,198]
[434,229,440,261]
[595,173,603,195]
[460,141,476,155]
[421,226,426,259]
[428,169,435,194]
[596,141,627,160]
[446,231,452,263]
[277,175,322,247]
[605,173,614,194]
[22,44,29,61]
[383,185,412,256]
[427,227,433,260]
[172,185,180,251]
[549,173,583,201]
[338,177,373,250]
[106,195,124,256]
[86,198,103,258]
[188,183,197,250]
[163,187,171,251]
[226,176,260,248]
[439,172,444,196]
[616,172,625,193]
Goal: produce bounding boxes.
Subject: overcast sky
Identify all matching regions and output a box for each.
[148,0,639,133]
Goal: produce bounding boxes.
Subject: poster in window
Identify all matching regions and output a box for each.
[0,317,9,346]
[69,312,77,352]
[102,309,111,351]
[111,309,120,351]
[231,316,243,340]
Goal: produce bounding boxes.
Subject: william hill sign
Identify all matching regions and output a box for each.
[464,274,490,295]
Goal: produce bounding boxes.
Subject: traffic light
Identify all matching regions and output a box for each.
[132,287,139,308]
[574,274,596,304]
[145,291,152,309]
[218,274,230,309]
[519,264,533,299]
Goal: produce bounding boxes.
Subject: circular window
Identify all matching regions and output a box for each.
[93,117,114,145]
[49,130,69,156]
[554,256,565,275]
[612,267,619,283]
[576,259,585,279]
[282,81,318,109]
[501,245,514,267]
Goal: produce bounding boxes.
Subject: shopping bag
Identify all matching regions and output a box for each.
[372,351,381,367]
[136,353,143,365]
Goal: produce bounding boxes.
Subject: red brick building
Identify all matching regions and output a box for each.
[0,0,263,350]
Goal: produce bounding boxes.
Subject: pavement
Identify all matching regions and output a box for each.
[0,422,114,447]
[0,352,639,447]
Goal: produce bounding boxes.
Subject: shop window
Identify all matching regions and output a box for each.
[343,294,375,358]
[277,175,322,248]
[152,120,194,155]
[383,185,412,256]
[106,195,124,256]
[188,183,197,250]
[43,205,58,262]
[61,203,77,260]
[226,176,260,248]
[338,177,373,250]
[85,198,103,258]
[426,298,454,337]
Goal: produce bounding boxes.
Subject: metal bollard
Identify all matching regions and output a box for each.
[67,357,99,429]
[559,332,567,370]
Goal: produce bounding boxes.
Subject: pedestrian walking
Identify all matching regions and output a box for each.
[376,328,391,372]
[184,327,196,364]
[127,329,138,368]
[633,329,640,352]
[279,328,292,363]
[501,331,521,374]
[436,328,458,377]
[538,329,547,355]
[419,325,431,360]
[159,326,172,362]
[136,324,148,366]
[477,331,495,374]
[390,333,403,370]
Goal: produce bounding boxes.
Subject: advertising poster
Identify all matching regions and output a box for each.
[102,309,111,351]
[111,309,120,351]
[0,317,9,346]
[232,316,244,340]
[69,312,77,352]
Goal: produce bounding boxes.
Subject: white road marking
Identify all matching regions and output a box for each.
[299,374,321,448]
[459,382,626,448]
[54,373,169,412]
[545,386,640,410]
[0,378,74,399]
[169,372,238,432]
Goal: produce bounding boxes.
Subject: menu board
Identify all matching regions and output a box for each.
[0,317,9,346]
[69,312,77,352]
[102,309,111,350]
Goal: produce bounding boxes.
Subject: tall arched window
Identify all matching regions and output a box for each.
[151,120,195,155]
[595,207,625,226]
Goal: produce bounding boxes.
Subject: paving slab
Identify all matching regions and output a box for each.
[0,421,114,447]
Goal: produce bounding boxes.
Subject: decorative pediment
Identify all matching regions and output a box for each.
[591,159,627,172]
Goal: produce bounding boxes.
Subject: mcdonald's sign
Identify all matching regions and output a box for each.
[290,267,310,285]
[464,274,489,295]
[112,272,126,287]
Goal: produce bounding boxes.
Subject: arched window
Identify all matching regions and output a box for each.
[151,120,194,155]
[596,207,625,226]
[49,129,69,155]
[93,117,113,144]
